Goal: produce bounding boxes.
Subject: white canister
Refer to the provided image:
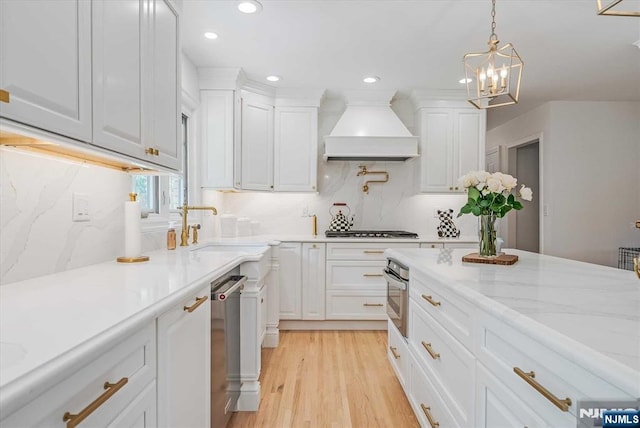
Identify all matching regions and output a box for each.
[237,217,252,237]
[220,213,237,237]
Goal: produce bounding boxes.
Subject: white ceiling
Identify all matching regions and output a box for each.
[180,0,640,129]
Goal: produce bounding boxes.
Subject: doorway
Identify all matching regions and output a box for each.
[506,139,541,253]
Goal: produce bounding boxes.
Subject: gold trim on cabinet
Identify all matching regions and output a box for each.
[513,367,572,412]
[389,346,401,359]
[421,341,440,360]
[421,294,441,307]
[363,250,384,254]
[420,404,440,428]
[184,296,208,313]
[363,303,384,307]
[63,377,128,428]
[363,273,384,277]
[0,89,9,103]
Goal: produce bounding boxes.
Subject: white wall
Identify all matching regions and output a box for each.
[487,101,640,267]
[201,98,478,240]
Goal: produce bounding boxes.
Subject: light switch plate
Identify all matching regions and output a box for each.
[72,193,91,222]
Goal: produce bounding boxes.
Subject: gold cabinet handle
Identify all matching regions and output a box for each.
[0,89,9,103]
[421,294,441,307]
[363,273,384,277]
[145,147,154,155]
[449,186,453,191]
[513,367,572,412]
[63,377,128,428]
[421,341,440,360]
[153,148,159,156]
[389,346,400,359]
[184,296,208,313]
[420,404,440,428]
[634,257,640,280]
[363,250,384,254]
[363,303,384,307]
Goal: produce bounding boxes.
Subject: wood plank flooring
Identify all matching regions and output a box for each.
[228,330,419,428]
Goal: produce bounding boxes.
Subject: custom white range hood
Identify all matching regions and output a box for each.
[324,91,419,161]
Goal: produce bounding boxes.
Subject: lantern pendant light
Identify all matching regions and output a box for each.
[463,0,524,109]
[596,0,640,16]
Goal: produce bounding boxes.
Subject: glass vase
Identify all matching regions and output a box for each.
[478,214,498,257]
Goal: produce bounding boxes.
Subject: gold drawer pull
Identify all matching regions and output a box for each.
[363,273,383,277]
[363,250,384,254]
[513,367,572,412]
[421,294,441,307]
[421,341,440,360]
[389,346,400,359]
[144,147,160,156]
[634,257,640,279]
[63,377,128,428]
[420,404,440,428]
[184,296,208,313]
[363,303,384,307]
[0,89,9,103]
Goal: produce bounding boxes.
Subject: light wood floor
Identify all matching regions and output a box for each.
[228,330,419,428]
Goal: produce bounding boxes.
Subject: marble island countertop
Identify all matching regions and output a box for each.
[0,242,271,414]
[386,248,640,394]
[200,233,479,244]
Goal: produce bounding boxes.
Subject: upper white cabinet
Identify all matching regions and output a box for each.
[241,94,274,191]
[93,0,181,171]
[274,107,318,192]
[414,101,486,193]
[0,0,92,142]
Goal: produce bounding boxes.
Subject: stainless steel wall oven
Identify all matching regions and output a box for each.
[384,258,409,338]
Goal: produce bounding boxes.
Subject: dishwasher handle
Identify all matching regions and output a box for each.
[383,269,407,291]
[211,275,247,301]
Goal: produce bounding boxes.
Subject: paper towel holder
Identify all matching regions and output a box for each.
[117,193,150,263]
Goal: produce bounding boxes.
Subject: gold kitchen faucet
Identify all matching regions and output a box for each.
[178,205,217,246]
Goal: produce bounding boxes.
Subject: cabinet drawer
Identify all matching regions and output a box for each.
[387,319,409,391]
[409,300,474,427]
[411,268,473,349]
[420,243,444,249]
[477,311,636,421]
[2,322,156,428]
[325,291,387,320]
[409,352,459,428]
[326,243,418,260]
[326,261,386,290]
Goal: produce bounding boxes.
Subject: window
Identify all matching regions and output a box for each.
[131,114,189,224]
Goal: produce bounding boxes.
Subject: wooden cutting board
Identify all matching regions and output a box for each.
[462,253,519,265]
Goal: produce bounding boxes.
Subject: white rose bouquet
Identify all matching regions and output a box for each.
[457,170,533,218]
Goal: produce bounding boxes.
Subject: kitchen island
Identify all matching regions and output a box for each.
[385,248,639,428]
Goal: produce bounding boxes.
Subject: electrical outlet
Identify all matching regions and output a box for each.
[543,205,550,216]
[72,193,91,222]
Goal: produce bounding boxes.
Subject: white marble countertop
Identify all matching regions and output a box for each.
[0,243,271,415]
[385,248,640,394]
[204,233,479,244]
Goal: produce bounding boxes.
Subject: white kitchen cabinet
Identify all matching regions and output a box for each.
[157,284,210,428]
[415,107,485,193]
[93,0,181,171]
[241,96,274,190]
[387,319,409,392]
[274,107,318,192]
[259,283,268,343]
[301,243,326,320]
[201,90,241,188]
[0,323,156,428]
[0,0,92,142]
[279,242,302,319]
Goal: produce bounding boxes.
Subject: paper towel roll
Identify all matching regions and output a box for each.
[124,195,141,258]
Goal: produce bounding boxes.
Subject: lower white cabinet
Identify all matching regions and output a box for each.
[387,319,409,391]
[301,243,326,320]
[0,323,156,428]
[279,242,302,319]
[157,284,211,428]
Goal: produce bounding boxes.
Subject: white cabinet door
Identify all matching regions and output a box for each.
[274,107,318,192]
[259,283,267,343]
[454,109,485,182]
[148,0,180,170]
[107,381,157,428]
[0,0,92,142]
[157,285,210,428]
[279,242,302,319]
[241,98,274,190]
[201,90,236,188]
[302,243,326,320]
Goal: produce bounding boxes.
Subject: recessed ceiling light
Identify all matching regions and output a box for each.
[266,75,281,82]
[363,76,380,84]
[459,78,472,84]
[238,0,262,14]
[204,32,218,40]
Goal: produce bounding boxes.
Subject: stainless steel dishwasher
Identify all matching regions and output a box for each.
[211,272,246,428]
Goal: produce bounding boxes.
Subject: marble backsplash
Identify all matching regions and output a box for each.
[0,148,165,285]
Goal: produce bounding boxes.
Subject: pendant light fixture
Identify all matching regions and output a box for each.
[463,0,523,109]
[596,0,640,16]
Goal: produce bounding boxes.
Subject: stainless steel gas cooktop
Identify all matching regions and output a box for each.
[325,230,419,239]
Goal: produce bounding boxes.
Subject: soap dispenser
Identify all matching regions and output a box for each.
[167,222,177,250]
